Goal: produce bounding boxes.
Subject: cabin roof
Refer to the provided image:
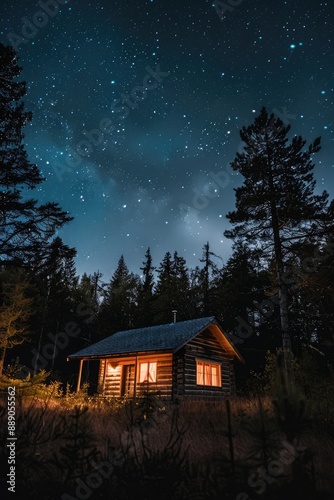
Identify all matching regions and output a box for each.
[68,316,243,362]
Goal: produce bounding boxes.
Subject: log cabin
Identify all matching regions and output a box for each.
[68,316,244,400]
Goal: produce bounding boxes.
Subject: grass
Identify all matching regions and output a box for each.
[0,390,333,499]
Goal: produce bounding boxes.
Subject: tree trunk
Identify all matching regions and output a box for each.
[267,148,294,390]
[277,261,295,390]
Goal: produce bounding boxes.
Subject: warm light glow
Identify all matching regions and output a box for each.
[107,363,119,375]
[139,361,157,383]
[196,360,221,387]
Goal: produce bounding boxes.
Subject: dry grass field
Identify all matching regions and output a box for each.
[1,386,334,499]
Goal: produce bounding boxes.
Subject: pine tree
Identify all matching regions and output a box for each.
[224,107,332,388]
[70,271,102,351]
[36,237,78,293]
[136,247,155,327]
[171,251,192,318]
[154,251,174,324]
[215,243,266,331]
[98,256,139,335]
[154,251,192,323]
[214,243,279,385]
[76,271,102,318]
[285,237,334,351]
[197,242,220,316]
[140,247,155,294]
[0,43,72,266]
[30,237,78,373]
[0,268,33,375]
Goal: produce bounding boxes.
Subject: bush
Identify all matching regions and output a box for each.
[0,370,62,399]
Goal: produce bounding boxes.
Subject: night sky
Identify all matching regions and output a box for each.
[1,0,333,278]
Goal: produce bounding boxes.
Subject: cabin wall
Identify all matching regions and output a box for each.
[137,355,172,398]
[174,327,235,400]
[97,359,125,397]
[173,351,184,399]
[94,328,237,400]
[97,353,173,398]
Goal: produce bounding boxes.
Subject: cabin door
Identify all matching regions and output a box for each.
[121,364,135,397]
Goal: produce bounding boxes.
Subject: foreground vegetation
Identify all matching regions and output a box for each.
[0,357,333,500]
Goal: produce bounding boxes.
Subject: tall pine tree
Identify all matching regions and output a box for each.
[136,247,156,327]
[154,251,192,323]
[154,251,174,324]
[0,43,72,266]
[30,237,78,373]
[224,107,332,388]
[197,242,220,316]
[98,255,139,335]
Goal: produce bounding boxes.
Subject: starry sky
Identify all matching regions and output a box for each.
[1,0,333,278]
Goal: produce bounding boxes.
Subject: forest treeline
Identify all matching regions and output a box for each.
[0,41,334,389]
[1,237,334,388]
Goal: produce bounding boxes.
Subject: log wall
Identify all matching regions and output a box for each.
[174,327,235,399]
[97,353,173,398]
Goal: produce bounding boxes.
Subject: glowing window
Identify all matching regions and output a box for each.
[196,360,221,387]
[139,361,157,383]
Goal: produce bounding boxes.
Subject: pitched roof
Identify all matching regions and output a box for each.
[68,316,242,360]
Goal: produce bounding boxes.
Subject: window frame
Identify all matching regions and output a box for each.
[196,359,222,387]
[138,360,157,384]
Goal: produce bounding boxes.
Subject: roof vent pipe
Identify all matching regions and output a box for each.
[172,310,177,323]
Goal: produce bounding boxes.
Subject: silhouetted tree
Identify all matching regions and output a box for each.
[283,237,334,352]
[136,247,156,327]
[0,43,72,267]
[171,251,193,319]
[30,237,78,373]
[194,242,220,316]
[154,251,174,324]
[224,107,332,388]
[98,256,139,335]
[154,251,193,323]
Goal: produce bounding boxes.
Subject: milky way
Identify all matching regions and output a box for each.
[1,0,333,278]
